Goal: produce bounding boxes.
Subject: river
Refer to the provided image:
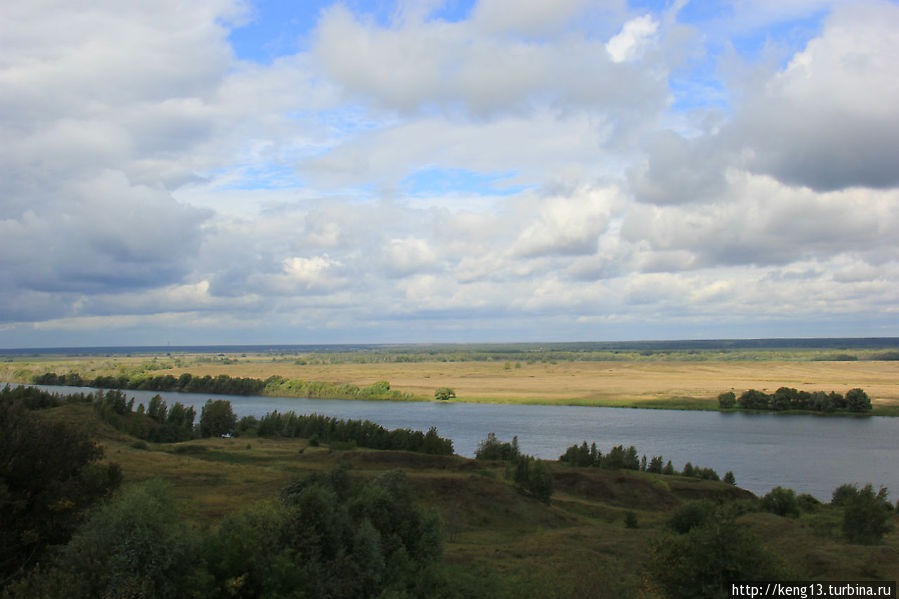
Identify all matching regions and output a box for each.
[21,384,899,501]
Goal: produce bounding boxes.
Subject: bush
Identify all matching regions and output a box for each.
[717,391,736,409]
[845,388,872,412]
[761,486,800,518]
[648,509,789,598]
[668,500,715,534]
[434,387,456,401]
[624,511,639,529]
[797,493,821,513]
[475,433,521,461]
[512,456,554,504]
[842,484,892,544]
[20,480,205,599]
[832,483,859,506]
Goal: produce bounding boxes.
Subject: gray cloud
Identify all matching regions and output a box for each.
[621,172,899,268]
[312,3,668,120]
[732,2,899,190]
[628,130,728,204]
[1,0,897,344]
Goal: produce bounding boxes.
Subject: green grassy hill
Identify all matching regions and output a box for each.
[19,402,899,597]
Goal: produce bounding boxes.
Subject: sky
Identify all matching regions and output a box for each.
[1,0,898,348]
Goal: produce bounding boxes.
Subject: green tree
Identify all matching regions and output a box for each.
[475,433,521,461]
[0,398,121,582]
[797,493,821,513]
[56,479,204,599]
[723,471,736,485]
[199,399,236,437]
[667,500,715,534]
[434,387,456,401]
[832,483,860,506]
[845,388,871,412]
[738,389,770,410]
[146,394,168,422]
[203,468,446,599]
[647,508,789,598]
[761,486,800,518]
[771,387,797,411]
[842,484,892,544]
[717,391,736,409]
[527,459,554,504]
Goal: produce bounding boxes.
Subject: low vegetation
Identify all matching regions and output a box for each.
[2,385,897,598]
[31,371,414,401]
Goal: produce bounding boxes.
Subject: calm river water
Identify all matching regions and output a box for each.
[24,384,899,501]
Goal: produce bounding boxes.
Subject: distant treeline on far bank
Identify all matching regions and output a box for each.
[31,371,412,401]
[718,387,872,413]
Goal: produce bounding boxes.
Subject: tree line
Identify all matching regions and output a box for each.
[718,386,872,412]
[4,384,452,456]
[242,411,454,455]
[558,440,733,483]
[34,371,265,395]
[32,371,414,401]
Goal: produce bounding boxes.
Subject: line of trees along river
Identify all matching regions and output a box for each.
[14,383,899,501]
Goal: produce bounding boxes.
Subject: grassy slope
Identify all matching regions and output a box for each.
[42,403,899,597]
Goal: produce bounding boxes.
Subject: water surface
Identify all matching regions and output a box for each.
[23,384,899,501]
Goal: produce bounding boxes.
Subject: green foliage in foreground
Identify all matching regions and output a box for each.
[648,506,791,599]
[7,470,456,599]
[761,486,801,518]
[838,484,894,544]
[0,388,122,583]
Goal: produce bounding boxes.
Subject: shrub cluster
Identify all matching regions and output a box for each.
[262,376,413,401]
[719,387,872,412]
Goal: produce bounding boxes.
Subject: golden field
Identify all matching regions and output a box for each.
[4,351,899,409]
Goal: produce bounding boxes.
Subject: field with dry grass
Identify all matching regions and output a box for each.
[5,350,899,410]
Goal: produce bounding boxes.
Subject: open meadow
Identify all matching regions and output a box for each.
[4,346,899,410]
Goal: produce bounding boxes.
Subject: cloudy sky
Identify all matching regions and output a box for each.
[1,0,898,348]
